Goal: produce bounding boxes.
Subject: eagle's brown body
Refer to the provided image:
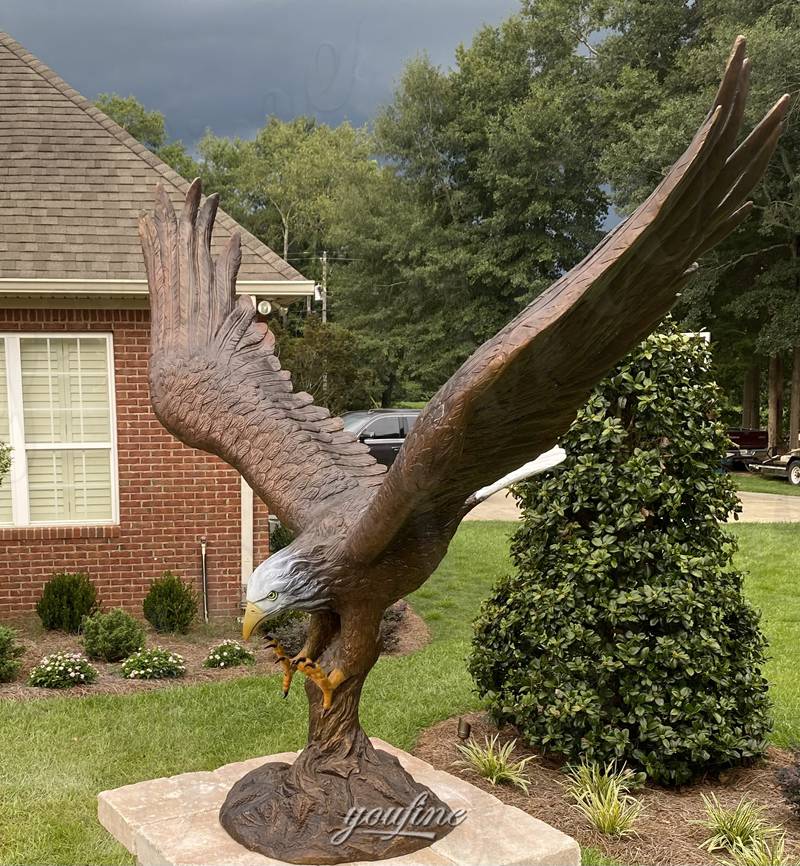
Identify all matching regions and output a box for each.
[139,39,788,864]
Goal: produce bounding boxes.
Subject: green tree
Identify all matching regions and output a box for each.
[529,0,800,440]
[95,93,198,179]
[350,16,608,396]
[470,325,771,785]
[197,118,374,264]
[276,316,385,416]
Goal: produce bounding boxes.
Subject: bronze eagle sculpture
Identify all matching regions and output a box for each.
[140,39,787,864]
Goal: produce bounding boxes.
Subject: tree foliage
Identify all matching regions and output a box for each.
[470,325,771,785]
[275,316,386,416]
[0,443,9,486]
[528,0,800,409]
[99,2,800,411]
[196,118,375,265]
[337,16,608,397]
[95,93,198,179]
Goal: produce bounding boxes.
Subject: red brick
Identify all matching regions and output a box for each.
[0,307,269,617]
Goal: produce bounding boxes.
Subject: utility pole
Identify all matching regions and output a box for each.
[321,250,328,324]
[321,250,328,397]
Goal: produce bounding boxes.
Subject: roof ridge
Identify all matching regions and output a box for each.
[0,31,304,282]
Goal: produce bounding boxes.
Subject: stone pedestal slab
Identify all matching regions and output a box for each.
[98,739,580,866]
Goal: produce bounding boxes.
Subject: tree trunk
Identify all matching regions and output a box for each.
[380,370,397,408]
[768,354,784,454]
[219,608,456,864]
[790,346,800,450]
[742,365,761,429]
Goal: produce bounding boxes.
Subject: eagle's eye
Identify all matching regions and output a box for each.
[266,591,278,601]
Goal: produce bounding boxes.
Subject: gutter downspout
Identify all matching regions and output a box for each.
[200,536,209,623]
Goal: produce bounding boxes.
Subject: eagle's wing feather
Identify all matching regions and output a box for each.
[140,183,384,533]
[348,38,788,562]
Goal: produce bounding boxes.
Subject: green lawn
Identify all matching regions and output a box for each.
[0,522,797,865]
[732,523,800,746]
[733,471,800,497]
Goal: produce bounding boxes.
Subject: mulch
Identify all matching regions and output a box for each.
[414,712,800,866]
[0,600,429,701]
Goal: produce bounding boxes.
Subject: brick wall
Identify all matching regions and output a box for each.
[0,307,267,618]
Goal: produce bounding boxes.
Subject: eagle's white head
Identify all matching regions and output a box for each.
[242,542,332,639]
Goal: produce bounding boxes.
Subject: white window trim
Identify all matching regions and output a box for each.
[0,332,119,528]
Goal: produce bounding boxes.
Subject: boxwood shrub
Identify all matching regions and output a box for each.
[36,572,97,633]
[142,572,197,634]
[0,625,24,683]
[470,325,771,785]
[82,609,145,662]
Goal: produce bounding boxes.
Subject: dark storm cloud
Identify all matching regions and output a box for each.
[1,0,520,144]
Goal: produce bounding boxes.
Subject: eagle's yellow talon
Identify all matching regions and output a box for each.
[296,660,346,712]
[264,635,294,696]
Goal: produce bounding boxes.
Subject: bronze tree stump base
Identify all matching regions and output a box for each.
[219,736,456,865]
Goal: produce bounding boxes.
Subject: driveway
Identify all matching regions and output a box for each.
[464,489,800,523]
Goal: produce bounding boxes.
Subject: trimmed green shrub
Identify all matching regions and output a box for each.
[0,443,10,485]
[142,572,197,634]
[270,521,295,553]
[82,609,145,662]
[0,625,24,683]
[204,639,255,669]
[470,325,771,785]
[121,647,186,680]
[28,651,98,688]
[36,572,97,633]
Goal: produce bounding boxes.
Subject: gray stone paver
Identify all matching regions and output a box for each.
[98,740,581,866]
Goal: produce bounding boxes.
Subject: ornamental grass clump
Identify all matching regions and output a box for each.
[455,734,533,792]
[564,759,644,837]
[204,639,254,669]
[121,647,185,680]
[698,795,779,854]
[82,609,145,662]
[0,625,24,683]
[28,651,98,688]
[719,835,790,866]
[470,324,771,785]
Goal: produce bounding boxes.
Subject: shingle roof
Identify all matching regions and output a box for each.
[0,31,306,283]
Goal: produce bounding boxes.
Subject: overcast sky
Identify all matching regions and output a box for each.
[2,0,521,145]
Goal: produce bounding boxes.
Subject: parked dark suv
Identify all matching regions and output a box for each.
[341,409,421,467]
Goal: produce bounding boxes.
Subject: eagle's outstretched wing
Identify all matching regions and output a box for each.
[348,37,789,562]
[139,182,384,532]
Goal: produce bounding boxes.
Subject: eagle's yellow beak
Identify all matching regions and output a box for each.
[242,602,268,641]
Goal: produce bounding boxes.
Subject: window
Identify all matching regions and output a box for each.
[363,416,403,440]
[0,334,118,526]
[403,415,418,435]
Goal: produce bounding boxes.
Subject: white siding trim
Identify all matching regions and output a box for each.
[0,278,315,298]
[240,477,254,586]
